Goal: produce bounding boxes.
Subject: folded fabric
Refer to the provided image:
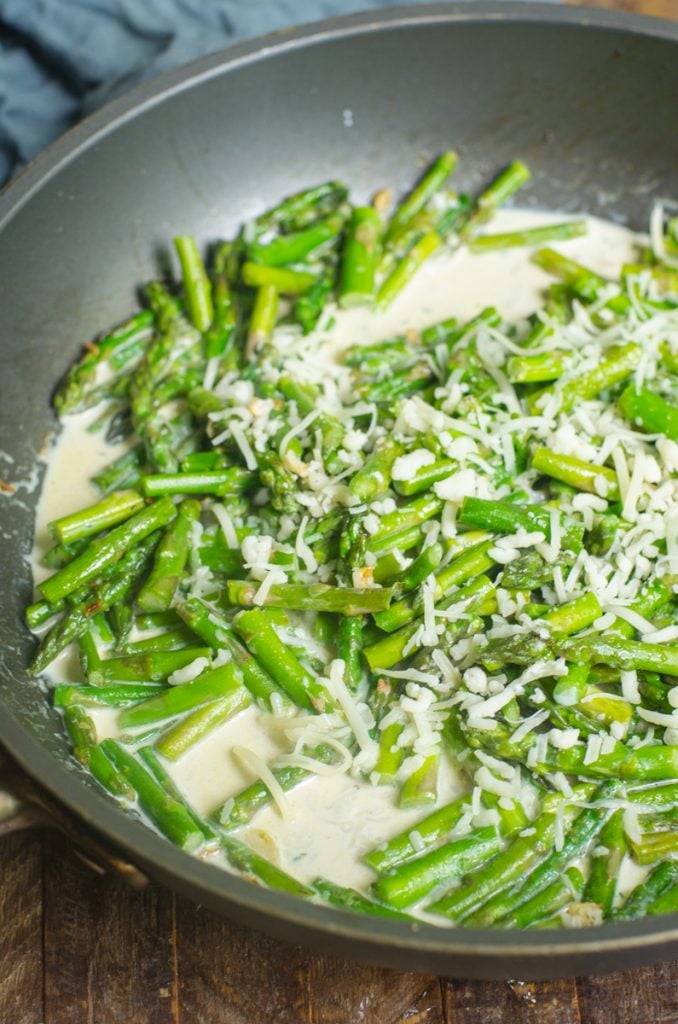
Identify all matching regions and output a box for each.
[0,0,556,188]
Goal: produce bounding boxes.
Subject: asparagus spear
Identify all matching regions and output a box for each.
[175,598,290,711]
[48,490,145,546]
[612,861,678,921]
[383,151,458,244]
[233,608,334,713]
[120,663,245,728]
[39,497,177,605]
[225,580,393,615]
[174,236,214,332]
[470,220,586,252]
[339,206,381,308]
[154,686,250,760]
[34,153,678,933]
[100,739,205,851]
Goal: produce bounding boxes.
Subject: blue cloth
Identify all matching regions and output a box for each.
[0,0,556,188]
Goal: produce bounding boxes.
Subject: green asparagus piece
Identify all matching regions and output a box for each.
[543,592,602,635]
[372,825,503,909]
[138,746,215,842]
[99,739,205,850]
[581,808,626,915]
[26,597,63,629]
[225,580,393,615]
[120,663,245,727]
[507,350,571,383]
[246,282,279,357]
[174,236,214,332]
[470,220,586,252]
[30,534,160,675]
[458,497,583,550]
[93,444,145,494]
[612,861,678,921]
[618,384,678,441]
[399,752,439,808]
[141,469,253,497]
[373,542,494,634]
[349,439,404,499]
[628,831,678,865]
[530,344,640,414]
[428,792,586,921]
[364,575,494,670]
[364,794,471,872]
[463,783,620,926]
[294,271,334,333]
[247,213,344,267]
[218,834,313,896]
[175,598,290,711]
[217,743,340,828]
[88,646,211,684]
[312,878,414,920]
[254,181,348,232]
[64,706,97,765]
[136,499,200,612]
[392,457,457,497]
[88,744,135,799]
[384,151,457,244]
[532,447,620,500]
[233,608,334,713]
[337,616,364,693]
[121,626,195,656]
[496,866,585,929]
[154,685,250,760]
[396,542,444,595]
[48,490,145,546]
[532,247,609,301]
[241,261,316,295]
[54,312,154,415]
[561,636,678,678]
[462,161,531,235]
[377,229,441,310]
[366,495,443,551]
[339,206,381,308]
[54,683,164,708]
[39,496,177,605]
[647,881,678,917]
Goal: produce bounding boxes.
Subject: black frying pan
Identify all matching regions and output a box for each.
[1,2,677,980]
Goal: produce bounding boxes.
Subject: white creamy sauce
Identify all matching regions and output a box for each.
[32,208,644,898]
[317,208,639,356]
[232,746,460,888]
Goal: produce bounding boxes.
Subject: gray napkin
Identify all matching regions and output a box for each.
[0,0,557,187]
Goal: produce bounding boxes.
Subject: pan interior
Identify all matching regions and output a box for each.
[1,6,677,974]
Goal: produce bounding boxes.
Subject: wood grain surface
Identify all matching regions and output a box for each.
[1,0,676,1021]
[3,828,678,1024]
[570,0,676,16]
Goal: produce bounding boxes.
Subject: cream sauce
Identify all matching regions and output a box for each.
[32,209,643,901]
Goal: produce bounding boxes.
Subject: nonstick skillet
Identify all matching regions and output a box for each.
[1,2,677,979]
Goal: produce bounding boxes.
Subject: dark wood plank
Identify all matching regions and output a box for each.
[174,895,443,1024]
[4,9,678,1024]
[42,830,177,1024]
[568,0,676,18]
[0,832,43,1024]
[174,897,311,1024]
[576,962,678,1024]
[304,953,441,1024]
[442,977,582,1024]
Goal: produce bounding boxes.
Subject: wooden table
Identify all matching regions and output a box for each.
[2,0,676,1020]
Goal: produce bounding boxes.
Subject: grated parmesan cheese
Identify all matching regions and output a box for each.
[232,745,291,819]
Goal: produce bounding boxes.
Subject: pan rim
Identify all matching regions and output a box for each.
[1,1,678,225]
[2,0,678,971]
